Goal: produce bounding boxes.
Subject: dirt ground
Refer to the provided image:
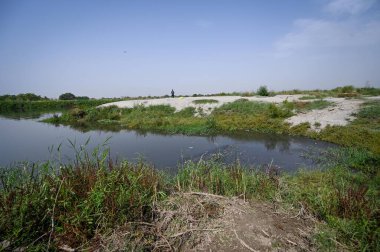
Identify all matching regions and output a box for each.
[96,193,321,251]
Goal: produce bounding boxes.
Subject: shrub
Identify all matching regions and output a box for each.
[257,86,269,96]
[59,93,76,100]
[192,99,219,104]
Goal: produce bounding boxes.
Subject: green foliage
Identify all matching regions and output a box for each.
[176,160,277,200]
[257,85,269,96]
[294,100,334,111]
[0,147,166,250]
[357,102,380,120]
[214,99,269,115]
[0,99,120,113]
[334,85,355,93]
[192,99,219,104]
[282,164,379,250]
[0,93,47,101]
[59,92,76,100]
[0,142,379,250]
[356,87,380,96]
[318,101,380,154]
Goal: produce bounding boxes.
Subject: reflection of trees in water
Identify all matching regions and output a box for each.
[206,135,217,144]
[264,138,277,150]
[278,140,291,152]
[264,136,291,151]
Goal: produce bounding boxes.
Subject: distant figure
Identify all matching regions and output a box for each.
[171,89,175,98]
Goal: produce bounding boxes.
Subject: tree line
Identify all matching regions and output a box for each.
[0,93,89,101]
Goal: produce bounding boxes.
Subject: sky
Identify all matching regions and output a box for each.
[0,0,379,98]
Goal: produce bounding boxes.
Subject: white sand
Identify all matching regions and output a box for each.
[100,95,378,130]
[99,95,304,114]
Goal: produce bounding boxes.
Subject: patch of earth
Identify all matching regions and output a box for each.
[94,193,323,251]
[285,98,364,130]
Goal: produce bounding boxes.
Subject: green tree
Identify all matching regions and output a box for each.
[59,93,76,100]
[257,86,269,96]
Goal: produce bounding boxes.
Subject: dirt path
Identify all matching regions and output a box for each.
[101,95,378,130]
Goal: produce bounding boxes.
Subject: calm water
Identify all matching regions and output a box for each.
[0,113,336,172]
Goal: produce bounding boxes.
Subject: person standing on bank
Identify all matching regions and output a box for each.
[171,89,175,98]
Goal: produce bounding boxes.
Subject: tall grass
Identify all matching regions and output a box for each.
[0,144,379,250]
[0,145,166,250]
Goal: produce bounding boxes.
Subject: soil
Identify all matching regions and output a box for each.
[96,193,321,251]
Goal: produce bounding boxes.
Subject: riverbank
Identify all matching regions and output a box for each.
[0,145,378,251]
[100,95,378,130]
[0,98,121,113]
[44,95,380,154]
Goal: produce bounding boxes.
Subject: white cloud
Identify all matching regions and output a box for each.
[275,0,380,56]
[276,19,380,52]
[325,0,376,15]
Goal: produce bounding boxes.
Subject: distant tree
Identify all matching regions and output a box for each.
[59,93,76,100]
[18,93,43,101]
[0,93,44,101]
[257,86,269,96]
[340,85,355,93]
[76,96,90,100]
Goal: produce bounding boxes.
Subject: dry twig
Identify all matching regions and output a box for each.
[233,229,258,252]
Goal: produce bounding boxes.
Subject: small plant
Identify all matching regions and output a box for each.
[299,95,317,100]
[314,122,321,128]
[257,86,269,96]
[192,99,219,104]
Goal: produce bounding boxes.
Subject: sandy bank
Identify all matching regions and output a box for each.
[101,95,378,130]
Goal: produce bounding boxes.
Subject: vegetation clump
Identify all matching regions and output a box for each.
[256,85,269,96]
[192,99,219,104]
[318,100,380,154]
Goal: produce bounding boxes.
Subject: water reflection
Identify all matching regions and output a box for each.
[0,113,337,171]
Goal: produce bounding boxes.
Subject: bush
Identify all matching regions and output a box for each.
[257,86,269,96]
[59,93,76,100]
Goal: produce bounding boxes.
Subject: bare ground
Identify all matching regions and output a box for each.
[94,193,324,251]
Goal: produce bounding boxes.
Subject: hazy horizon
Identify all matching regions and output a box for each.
[1,0,380,98]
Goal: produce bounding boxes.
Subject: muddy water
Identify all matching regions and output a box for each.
[0,114,336,172]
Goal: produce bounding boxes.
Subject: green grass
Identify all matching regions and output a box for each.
[0,146,167,250]
[299,94,329,100]
[192,99,219,104]
[1,145,378,251]
[44,100,294,135]
[293,100,334,111]
[276,86,380,98]
[0,99,121,113]
[317,101,380,154]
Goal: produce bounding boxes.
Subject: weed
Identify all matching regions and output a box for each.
[192,99,219,104]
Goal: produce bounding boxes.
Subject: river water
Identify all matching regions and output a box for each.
[0,113,336,172]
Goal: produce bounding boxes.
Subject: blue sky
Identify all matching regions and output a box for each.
[0,0,379,98]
